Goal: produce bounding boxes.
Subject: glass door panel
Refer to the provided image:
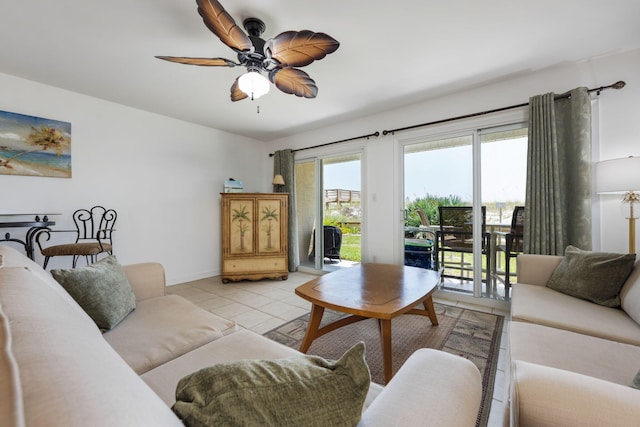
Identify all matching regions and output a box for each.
[295,153,362,272]
[322,154,361,271]
[403,135,478,293]
[480,127,528,299]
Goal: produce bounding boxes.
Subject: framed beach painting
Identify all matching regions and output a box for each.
[0,110,71,178]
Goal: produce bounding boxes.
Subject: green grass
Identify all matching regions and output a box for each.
[340,234,361,261]
[439,251,517,281]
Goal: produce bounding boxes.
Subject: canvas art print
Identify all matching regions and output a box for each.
[0,110,71,178]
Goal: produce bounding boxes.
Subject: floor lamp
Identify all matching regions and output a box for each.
[595,156,640,253]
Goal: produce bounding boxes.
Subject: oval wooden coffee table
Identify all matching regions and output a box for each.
[295,263,440,383]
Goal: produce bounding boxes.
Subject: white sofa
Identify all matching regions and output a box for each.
[507,254,640,426]
[0,245,483,426]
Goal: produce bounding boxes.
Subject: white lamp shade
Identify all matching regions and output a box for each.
[272,174,285,185]
[595,156,640,194]
[238,71,270,99]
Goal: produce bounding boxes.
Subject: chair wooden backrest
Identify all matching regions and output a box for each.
[417,209,430,227]
[437,206,487,251]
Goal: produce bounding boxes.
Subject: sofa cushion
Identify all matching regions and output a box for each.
[142,328,384,410]
[142,329,307,405]
[104,294,238,374]
[546,246,636,307]
[511,283,640,346]
[512,360,640,427]
[51,256,136,331]
[0,262,183,427]
[620,261,640,324]
[359,348,482,427]
[0,299,25,427]
[510,321,640,386]
[172,342,370,427]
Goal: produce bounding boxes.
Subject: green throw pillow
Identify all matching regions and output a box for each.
[547,245,636,307]
[172,342,370,427]
[51,256,136,331]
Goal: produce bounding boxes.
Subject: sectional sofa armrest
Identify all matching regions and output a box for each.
[123,262,166,301]
[511,360,640,427]
[516,254,563,287]
[358,349,481,427]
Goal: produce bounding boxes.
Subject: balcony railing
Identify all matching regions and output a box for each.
[324,189,360,208]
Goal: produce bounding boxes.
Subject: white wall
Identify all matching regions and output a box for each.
[0,72,266,284]
[265,48,640,261]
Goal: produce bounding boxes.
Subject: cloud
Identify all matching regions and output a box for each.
[0,132,23,141]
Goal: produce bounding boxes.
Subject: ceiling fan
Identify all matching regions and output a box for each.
[156,0,340,102]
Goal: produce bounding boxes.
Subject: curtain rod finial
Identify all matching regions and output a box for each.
[613,81,626,90]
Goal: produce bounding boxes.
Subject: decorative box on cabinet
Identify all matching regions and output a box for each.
[221,192,288,283]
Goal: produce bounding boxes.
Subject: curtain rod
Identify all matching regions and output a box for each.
[268,131,380,157]
[381,80,626,136]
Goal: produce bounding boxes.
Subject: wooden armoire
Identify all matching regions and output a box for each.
[220,192,288,283]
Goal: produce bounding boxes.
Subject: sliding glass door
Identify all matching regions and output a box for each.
[480,126,527,298]
[403,135,476,292]
[402,124,527,300]
[295,153,362,272]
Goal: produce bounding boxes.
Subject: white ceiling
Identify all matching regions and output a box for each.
[1,1,639,142]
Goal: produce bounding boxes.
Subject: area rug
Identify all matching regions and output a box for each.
[264,303,504,427]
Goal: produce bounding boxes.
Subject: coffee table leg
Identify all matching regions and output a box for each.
[378,319,393,383]
[423,295,439,326]
[299,304,325,353]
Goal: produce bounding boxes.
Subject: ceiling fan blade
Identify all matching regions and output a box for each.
[196,0,252,52]
[155,56,238,66]
[230,78,248,102]
[265,30,339,67]
[270,68,318,98]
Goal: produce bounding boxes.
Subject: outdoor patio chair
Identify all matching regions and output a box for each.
[434,206,490,283]
[417,208,436,241]
[496,206,525,291]
[307,225,342,263]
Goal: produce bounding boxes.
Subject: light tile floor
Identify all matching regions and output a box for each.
[167,271,510,427]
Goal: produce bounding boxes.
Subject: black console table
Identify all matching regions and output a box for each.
[0,213,59,260]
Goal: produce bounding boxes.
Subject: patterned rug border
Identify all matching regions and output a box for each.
[264,304,504,427]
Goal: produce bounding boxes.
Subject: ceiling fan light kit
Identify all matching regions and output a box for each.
[156,0,339,102]
[238,70,270,100]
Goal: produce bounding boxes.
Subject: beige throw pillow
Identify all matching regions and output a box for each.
[172,342,370,427]
[51,256,136,331]
[546,246,636,307]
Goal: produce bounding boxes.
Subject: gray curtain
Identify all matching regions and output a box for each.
[524,87,592,255]
[273,149,299,272]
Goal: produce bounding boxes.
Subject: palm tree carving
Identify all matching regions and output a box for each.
[231,205,250,251]
[261,206,279,250]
